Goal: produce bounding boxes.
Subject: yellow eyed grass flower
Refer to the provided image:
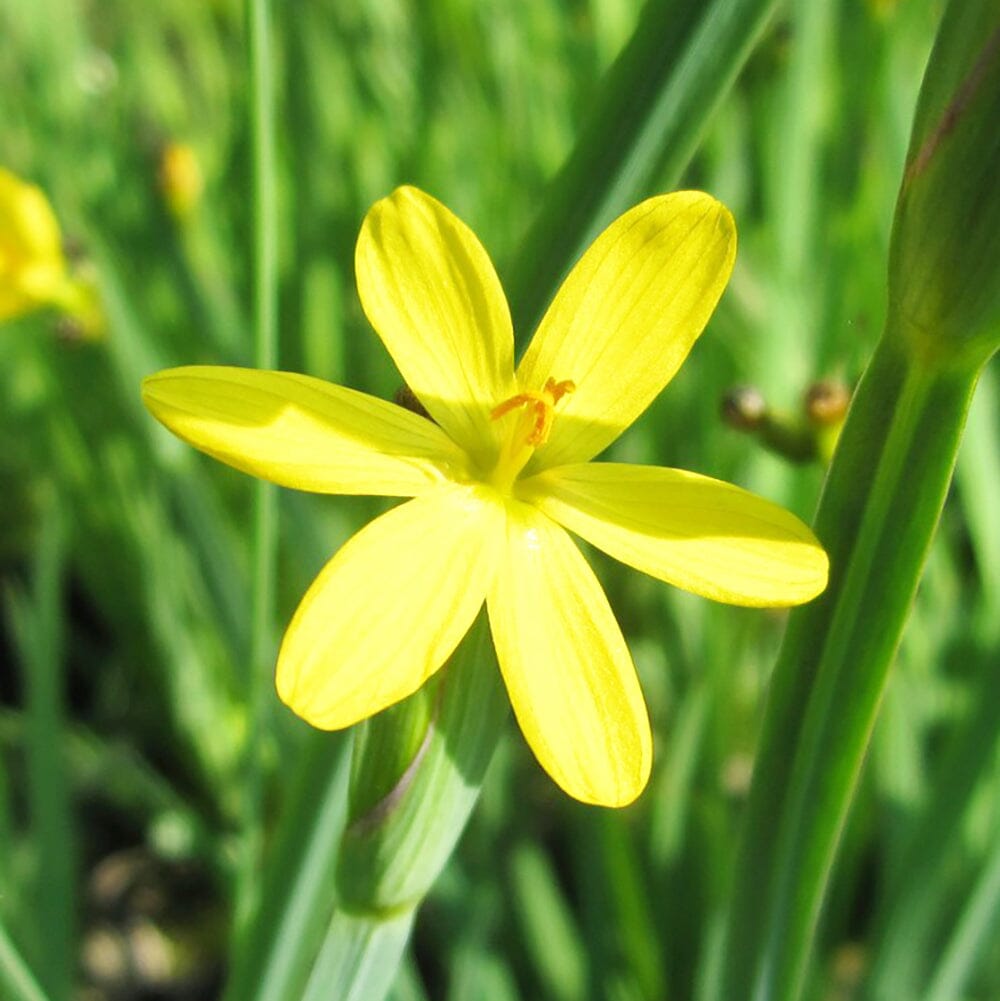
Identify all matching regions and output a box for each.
[142,187,828,807]
[0,167,69,323]
[0,167,105,338]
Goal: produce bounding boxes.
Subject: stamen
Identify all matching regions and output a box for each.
[544,377,576,404]
[489,378,576,447]
[490,392,539,423]
[487,376,575,490]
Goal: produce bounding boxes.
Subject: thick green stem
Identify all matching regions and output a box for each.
[717,329,981,1001]
[223,615,507,1001]
[300,909,415,1001]
[336,613,508,915]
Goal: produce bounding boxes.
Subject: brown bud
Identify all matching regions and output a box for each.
[803,379,851,426]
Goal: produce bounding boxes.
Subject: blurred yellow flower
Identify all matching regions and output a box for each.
[0,167,69,323]
[143,186,828,807]
[0,167,105,338]
[158,143,204,221]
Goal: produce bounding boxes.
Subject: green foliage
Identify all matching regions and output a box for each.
[0,0,997,1000]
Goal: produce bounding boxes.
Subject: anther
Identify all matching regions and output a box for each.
[544,377,576,404]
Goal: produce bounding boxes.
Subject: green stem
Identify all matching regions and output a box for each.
[223,615,505,1001]
[248,0,278,375]
[299,910,416,1001]
[238,0,279,936]
[717,329,981,1001]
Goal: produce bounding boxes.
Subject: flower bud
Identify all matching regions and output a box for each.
[158,143,204,221]
[888,1,1000,368]
[804,379,851,464]
[720,385,768,431]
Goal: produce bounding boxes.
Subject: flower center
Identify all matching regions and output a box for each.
[488,377,575,490]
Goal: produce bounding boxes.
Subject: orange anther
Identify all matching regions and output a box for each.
[544,377,576,404]
[526,399,552,445]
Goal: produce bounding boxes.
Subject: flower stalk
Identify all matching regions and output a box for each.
[718,333,981,1001]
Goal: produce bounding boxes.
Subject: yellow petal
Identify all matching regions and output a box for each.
[523,463,829,607]
[355,186,515,462]
[487,502,651,807]
[517,191,736,470]
[0,168,64,265]
[277,485,503,729]
[142,366,467,496]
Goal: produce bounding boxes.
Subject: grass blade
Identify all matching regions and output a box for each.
[5,489,74,1001]
[506,0,781,338]
[223,734,352,1001]
[0,921,51,1001]
[236,0,280,937]
[923,840,1000,1001]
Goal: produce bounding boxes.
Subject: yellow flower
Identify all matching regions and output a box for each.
[0,167,105,338]
[142,187,828,807]
[158,143,204,221]
[0,167,68,322]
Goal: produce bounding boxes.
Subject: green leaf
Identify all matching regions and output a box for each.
[235,0,281,939]
[222,733,352,1001]
[5,488,74,1001]
[510,840,587,1001]
[861,636,1000,1000]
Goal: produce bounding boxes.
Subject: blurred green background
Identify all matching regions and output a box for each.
[2,0,999,999]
